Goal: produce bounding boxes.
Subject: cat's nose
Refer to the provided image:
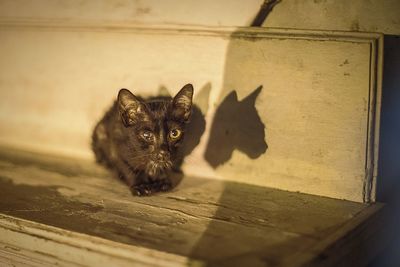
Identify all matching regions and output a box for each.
[157,151,168,160]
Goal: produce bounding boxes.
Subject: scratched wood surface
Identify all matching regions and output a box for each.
[0,146,372,266]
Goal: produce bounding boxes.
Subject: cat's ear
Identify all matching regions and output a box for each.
[117,89,149,127]
[171,84,193,122]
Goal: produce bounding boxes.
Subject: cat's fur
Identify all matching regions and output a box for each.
[92,84,193,196]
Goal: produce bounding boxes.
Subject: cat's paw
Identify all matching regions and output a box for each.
[130,179,172,196]
[159,180,172,192]
[130,184,153,197]
[152,179,172,192]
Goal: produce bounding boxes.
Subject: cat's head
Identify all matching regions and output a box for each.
[117,84,193,178]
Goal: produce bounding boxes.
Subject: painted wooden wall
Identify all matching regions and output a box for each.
[0,0,264,27]
[0,1,384,202]
[0,23,382,203]
[1,0,399,34]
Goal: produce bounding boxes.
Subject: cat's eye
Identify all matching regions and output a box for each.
[141,130,153,141]
[169,129,182,140]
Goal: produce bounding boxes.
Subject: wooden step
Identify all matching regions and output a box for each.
[0,147,386,266]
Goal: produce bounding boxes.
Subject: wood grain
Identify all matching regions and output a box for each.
[0,147,381,266]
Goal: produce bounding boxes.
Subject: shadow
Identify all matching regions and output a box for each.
[375,35,400,204]
[369,35,400,267]
[251,0,281,27]
[188,25,272,264]
[183,179,366,266]
[204,86,268,168]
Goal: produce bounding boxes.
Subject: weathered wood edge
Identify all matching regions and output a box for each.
[362,33,384,203]
[370,34,384,202]
[282,203,387,267]
[0,214,204,267]
[0,18,382,43]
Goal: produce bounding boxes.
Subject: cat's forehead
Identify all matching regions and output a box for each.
[141,99,185,128]
[146,99,170,108]
[145,100,170,117]
[135,109,181,131]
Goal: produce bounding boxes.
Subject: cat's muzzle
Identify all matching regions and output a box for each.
[146,151,173,178]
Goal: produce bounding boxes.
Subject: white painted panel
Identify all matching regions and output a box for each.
[0,0,263,27]
[0,24,382,202]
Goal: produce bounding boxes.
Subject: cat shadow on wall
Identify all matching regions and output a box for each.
[204,86,268,168]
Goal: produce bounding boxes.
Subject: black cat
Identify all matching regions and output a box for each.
[92,84,193,196]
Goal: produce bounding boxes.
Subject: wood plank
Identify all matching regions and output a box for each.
[0,216,196,267]
[202,204,386,267]
[0,147,377,266]
[304,203,388,267]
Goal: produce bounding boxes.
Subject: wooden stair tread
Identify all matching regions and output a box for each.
[0,147,383,266]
